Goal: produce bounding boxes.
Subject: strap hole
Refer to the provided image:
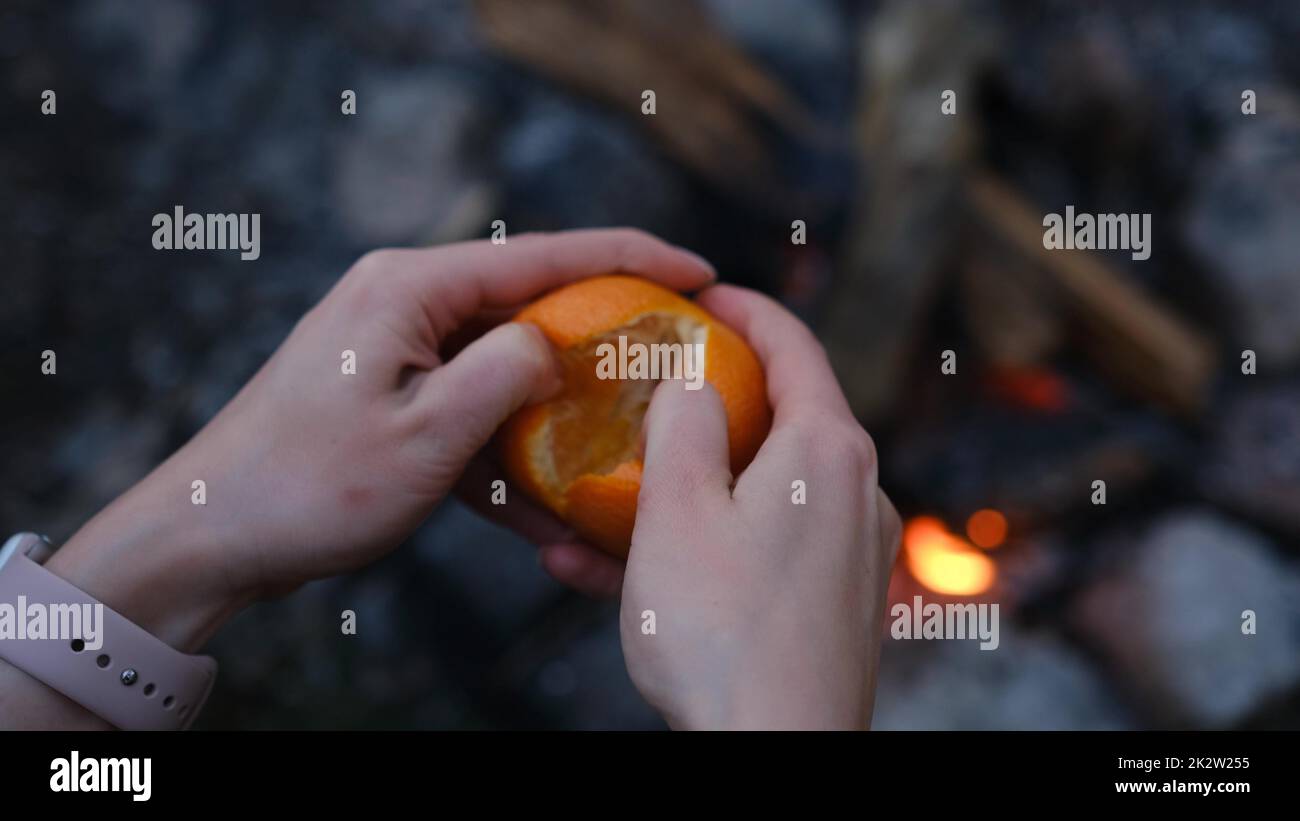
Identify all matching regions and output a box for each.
[95,654,111,669]
[69,639,85,653]
[144,683,156,697]
[163,696,175,709]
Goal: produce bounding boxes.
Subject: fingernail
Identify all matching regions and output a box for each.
[520,323,564,403]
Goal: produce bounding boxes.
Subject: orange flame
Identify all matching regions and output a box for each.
[904,516,996,596]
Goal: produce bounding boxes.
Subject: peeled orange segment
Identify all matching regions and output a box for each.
[502,275,771,557]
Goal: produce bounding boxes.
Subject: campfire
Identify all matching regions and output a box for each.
[902,516,996,597]
[12,0,1295,731]
[471,0,1300,729]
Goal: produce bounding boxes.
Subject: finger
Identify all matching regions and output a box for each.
[539,543,625,599]
[695,284,853,426]
[455,454,577,546]
[387,229,718,338]
[438,307,523,360]
[458,455,621,598]
[636,380,732,532]
[414,322,561,467]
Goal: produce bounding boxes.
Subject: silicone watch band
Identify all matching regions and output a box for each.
[0,533,217,730]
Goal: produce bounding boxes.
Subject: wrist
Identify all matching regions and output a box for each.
[43,469,252,654]
[668,671,870,731]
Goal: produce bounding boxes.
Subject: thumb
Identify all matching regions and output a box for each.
[636,379,732,532]
[418,322,561,465]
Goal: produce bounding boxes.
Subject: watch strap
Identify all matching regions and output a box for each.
[0,533,217,730]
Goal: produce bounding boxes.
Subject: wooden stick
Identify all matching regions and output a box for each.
[473,0,819,205]
[966,172,1218,417]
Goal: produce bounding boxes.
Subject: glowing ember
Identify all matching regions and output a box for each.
[904,516,996,596]
[965,508,1008,549]
[986,365,1070,413]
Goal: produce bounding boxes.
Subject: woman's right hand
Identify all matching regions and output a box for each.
[618,285,901,730]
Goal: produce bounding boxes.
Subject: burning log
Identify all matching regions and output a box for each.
[820,0,988,423]
[473,0,819,207]
[960,234,1065,370]
[965,172,1219,418]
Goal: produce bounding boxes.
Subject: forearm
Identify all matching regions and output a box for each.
[0,461,250,729]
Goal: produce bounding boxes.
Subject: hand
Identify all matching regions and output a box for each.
[617,285,901,730]
[41,229,717,654]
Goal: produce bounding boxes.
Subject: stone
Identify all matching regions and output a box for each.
[332,72,488,245]
[1199,382,1300,534]
[1183,107,1300,368]
[872,622,1133,729]
[1070,509,1300,727]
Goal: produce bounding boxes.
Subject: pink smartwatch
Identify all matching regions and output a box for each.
[0,532,217,730]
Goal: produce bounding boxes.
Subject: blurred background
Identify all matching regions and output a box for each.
[2,0,1298,729]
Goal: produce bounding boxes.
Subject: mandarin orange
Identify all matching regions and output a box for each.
[501,275,770,556]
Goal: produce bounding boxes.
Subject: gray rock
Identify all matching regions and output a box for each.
[498,103,685,235]
[1184,107,1300,368]
[1200,382,1300,534]
[323,0,481,61]
[1071,509,1300,727]
[73,0,210,113]
[332,71,489,245]
[873,622,1133,729]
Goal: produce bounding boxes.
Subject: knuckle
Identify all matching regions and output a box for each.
[812,421,878,480]
[339,249,407,312]
[782,414,835,452]
[882,502,902,561]
[407,396,457,452]
[844,425,878,470]
[810,335,834,368]
[784,306,827,350]
[873,486,901,547]
[352,248,400,278]
[787,413,865,456]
